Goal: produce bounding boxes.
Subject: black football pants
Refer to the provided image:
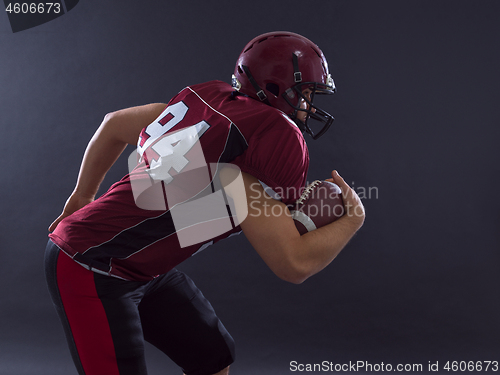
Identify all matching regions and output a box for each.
[45,240,235,375]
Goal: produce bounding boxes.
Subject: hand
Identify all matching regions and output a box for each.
[48,191,94,232]
[326,170,365,227]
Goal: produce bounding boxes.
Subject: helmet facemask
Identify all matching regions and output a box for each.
[284,80,336,140]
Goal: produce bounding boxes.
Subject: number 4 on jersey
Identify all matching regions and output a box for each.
[146,121,210,183]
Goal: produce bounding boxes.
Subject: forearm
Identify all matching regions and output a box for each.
[72,103,167,198]
[243,203,363,284]
[72,114,129,199]
[290,215,363,283]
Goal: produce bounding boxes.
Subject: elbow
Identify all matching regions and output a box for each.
[285,275,308,285]
[102,111,117,125]
[276,264,312,285]
[99,112,117,133]
[280,273,309,285]
[270,248,316,284]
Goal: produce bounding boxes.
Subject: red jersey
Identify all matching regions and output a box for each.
[49,81,309,281]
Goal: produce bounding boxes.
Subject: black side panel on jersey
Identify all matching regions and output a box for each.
[219,123,248,163]
[74,211,177,273]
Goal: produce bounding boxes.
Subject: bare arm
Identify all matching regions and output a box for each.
[48,103,167,231]
[233,170,365,284]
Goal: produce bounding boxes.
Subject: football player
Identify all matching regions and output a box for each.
[46,31,364,375]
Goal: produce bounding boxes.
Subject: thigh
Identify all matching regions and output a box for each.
[45,240,149,375]
[139,269,235,375]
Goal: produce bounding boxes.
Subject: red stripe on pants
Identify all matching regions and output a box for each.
[57,252,121,375]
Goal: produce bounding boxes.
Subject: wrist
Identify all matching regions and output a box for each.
[340,209,365,231]
[72,188,96,201]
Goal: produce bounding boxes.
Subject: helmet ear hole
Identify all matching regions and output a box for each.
[265,83,280,97]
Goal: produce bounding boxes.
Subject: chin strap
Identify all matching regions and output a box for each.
[292,53,302,83]
[241,65,271,105]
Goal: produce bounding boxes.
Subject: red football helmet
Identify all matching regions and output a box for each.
[232,31,336,139]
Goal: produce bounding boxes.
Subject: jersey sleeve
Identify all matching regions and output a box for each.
[236,114,309,205]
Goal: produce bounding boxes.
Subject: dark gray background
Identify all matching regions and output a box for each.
[1,1,499,374]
